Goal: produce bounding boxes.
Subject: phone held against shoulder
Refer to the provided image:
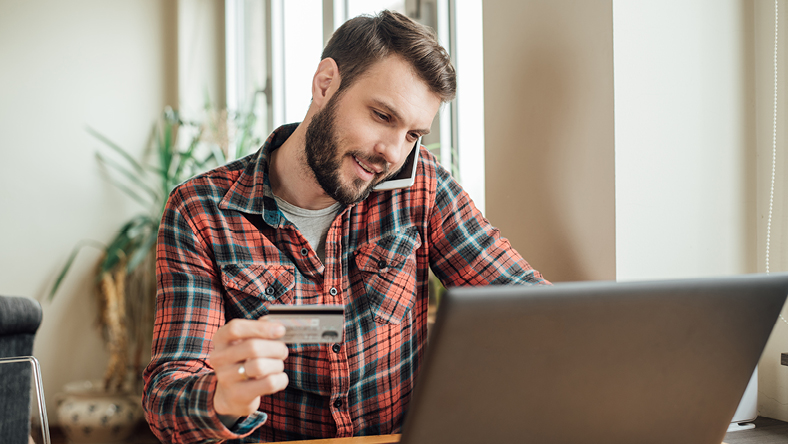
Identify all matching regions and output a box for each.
[373,137,421,191]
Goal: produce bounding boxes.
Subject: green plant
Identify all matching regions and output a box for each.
[50,104,263,391]
[425,142,460,181]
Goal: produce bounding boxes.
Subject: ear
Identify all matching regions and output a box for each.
[312,57,340,107]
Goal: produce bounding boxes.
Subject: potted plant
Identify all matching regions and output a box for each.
[49,103,262,442]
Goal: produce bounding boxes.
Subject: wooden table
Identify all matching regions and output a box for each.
[281,436,728,444]
[48,428,733,443]
[288,435,400,444]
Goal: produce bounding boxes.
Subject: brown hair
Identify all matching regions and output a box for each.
[321,10,456,103]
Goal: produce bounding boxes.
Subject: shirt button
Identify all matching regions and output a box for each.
[265,286,275,296]
[333,399,343,409]
[329,287,338,296]
[332,344,341,353]
[300,248,309,256]
[377,259,387,269]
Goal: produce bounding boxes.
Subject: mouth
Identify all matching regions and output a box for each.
[353,155,376,174]
[352,155,386,182]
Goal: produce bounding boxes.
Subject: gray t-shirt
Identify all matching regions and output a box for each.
[274,196,342,264]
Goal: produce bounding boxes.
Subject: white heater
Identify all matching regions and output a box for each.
[727,367,758,432]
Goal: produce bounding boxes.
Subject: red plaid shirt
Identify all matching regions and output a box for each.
[143,124,547,443]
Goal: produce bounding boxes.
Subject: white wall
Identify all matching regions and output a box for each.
[613,0,761,422]
[614,0,788,422]
[754,0,788,422]
[0,0,177,422]
[614,0,756,281]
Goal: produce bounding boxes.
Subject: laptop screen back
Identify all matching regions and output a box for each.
[400,273,788,444]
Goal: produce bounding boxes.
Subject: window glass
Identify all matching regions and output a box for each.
[283,0,324,123]
[241,0,268,140]
[347,0,406,18]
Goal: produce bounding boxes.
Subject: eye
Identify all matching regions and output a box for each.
[374,110,390,122]
[406,132,419,143]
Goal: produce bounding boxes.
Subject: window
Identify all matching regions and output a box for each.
[226,0,485,212]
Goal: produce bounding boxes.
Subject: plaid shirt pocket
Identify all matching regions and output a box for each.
[354,228,422,325]
[221,264,296,318]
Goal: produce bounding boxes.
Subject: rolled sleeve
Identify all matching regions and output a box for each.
[142,187,268,443]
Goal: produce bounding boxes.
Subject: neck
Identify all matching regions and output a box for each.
[269,123,338,210]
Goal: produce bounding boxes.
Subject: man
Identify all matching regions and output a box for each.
[143,10,547,443]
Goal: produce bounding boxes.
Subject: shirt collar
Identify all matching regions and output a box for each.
[218,123,299,227]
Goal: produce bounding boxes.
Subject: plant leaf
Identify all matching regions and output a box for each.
[86,127,146,175]
[99,215,151,273]
[210,145,227,166]
[49,239,106,300]
[95,166,155,209]
[157,117,175,188]
[96,152,159,202]
[173,128,203,181]
[127,226,158,273]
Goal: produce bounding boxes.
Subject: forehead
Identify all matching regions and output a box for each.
[339,56,442,126]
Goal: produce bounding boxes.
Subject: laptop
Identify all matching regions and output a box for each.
[399,273,788,444]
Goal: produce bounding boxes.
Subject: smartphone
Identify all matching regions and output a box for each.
[373,137,421,191]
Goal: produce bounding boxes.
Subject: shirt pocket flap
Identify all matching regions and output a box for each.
[354,228,422,273]
[354,228,422,325]
[221,264,295,304]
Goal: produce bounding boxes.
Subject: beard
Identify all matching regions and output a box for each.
[304,95,390,206]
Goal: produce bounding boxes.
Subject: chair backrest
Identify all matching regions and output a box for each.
[0,295,45,444]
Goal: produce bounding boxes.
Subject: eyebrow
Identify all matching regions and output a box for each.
[371,99,431,136]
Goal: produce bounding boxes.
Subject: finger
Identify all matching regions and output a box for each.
[214,318,286,347]
[247,371,289,395]
[210,339,289,371]
[214,371,289,417]
[229,338,289,363]
[239,358,286,381]
[236,361,250,382]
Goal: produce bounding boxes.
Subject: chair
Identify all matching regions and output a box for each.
[0,295,50,444]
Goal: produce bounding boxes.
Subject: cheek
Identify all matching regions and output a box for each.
[331,122,367,153]
[335,110,383,146]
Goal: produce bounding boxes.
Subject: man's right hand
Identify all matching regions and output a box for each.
[209,318,290,417]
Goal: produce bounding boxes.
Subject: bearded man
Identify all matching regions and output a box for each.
[143,10,547,443]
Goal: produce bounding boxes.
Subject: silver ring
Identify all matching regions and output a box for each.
[238,363,249,380]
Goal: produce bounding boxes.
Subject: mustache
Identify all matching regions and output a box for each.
[350,152,390,177]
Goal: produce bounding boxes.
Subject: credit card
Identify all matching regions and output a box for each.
[264,305,344,344]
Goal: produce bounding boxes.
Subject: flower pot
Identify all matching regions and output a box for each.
[55,380,143,443]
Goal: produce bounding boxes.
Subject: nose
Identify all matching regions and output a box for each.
[373,134,407,166]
